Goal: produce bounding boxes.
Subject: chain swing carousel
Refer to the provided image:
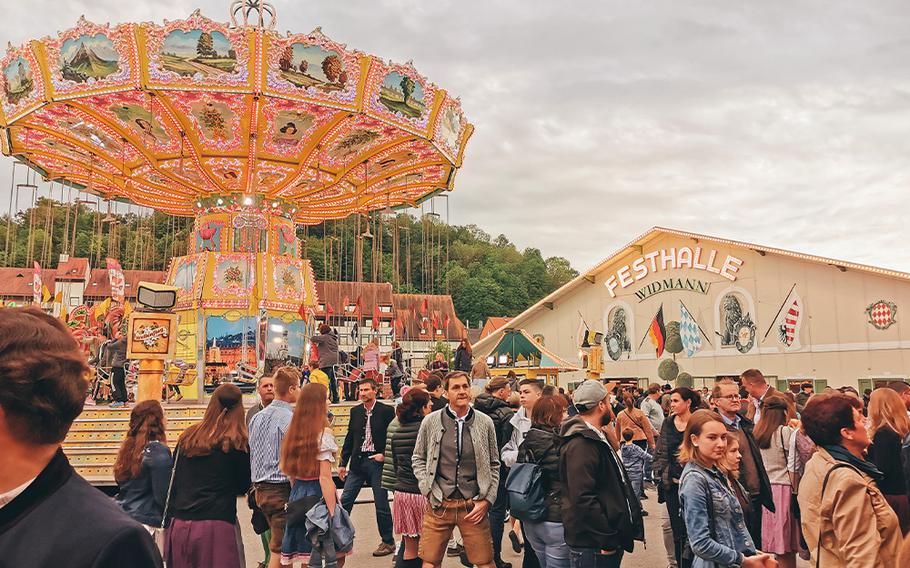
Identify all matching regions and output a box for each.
[0,2,473,402]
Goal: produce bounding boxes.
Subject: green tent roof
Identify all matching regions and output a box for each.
[487,328,579,371]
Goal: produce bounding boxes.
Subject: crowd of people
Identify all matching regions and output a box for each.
[7,307,910,567]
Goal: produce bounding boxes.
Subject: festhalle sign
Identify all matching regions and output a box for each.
[605,247,744,298]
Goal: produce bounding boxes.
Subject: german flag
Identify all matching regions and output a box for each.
[649,305,667,357]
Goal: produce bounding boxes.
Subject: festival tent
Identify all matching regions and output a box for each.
[474,328,578,385]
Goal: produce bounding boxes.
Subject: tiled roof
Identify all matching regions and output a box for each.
[314,281,395,318]
[392,293,467,340]
[480,316,512,339]
[84,269,167,300]
[0,267,57,298]
[55,257,89,281]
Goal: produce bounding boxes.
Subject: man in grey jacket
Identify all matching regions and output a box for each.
[412,371,500,568]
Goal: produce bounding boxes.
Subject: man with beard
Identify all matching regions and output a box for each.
[559,380,643,567]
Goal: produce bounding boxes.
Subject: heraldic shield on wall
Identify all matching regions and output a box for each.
[866,300,897,330]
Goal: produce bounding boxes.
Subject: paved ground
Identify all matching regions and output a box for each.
[237,485,666,568]
[238,485,810,567]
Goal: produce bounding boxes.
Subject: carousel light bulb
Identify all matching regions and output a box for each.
[243,196,253,205]
[196,201,202,208]
[272,201,279,208]
[216,198,224,205]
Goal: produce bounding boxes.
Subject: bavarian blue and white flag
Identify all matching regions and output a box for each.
[679,302,702,357]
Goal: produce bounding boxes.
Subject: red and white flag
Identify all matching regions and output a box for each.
[779,298,801,347]
[106,258,125,302]
[32,262,42,305]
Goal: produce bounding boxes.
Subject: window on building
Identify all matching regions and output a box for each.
[379,305,392,313]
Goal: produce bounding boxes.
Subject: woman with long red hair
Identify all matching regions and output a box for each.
[280,382,350,566]
[114,399,173,551]
[164,383,251,568]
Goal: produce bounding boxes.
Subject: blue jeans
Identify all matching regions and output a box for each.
[340,458,393,545]
[489,476,508,562]
[568,548,624,568]
[321,366,338,403]
[524,521,570,568]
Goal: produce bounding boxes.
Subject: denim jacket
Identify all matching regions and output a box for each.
[305,501,355,567]
[115,441,173,527]
[679,461,756,568]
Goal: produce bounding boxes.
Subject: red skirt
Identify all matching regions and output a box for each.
[393,491,427,537]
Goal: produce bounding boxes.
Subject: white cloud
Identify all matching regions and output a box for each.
[1,0,909,273]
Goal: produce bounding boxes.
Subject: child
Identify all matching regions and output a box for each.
[619,427,651,506]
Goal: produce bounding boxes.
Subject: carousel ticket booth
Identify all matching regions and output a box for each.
[166,195,318,400]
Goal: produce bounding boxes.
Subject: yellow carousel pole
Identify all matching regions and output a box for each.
[136,359,165,402]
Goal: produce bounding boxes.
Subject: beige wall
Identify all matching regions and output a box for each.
[522,233,910,390]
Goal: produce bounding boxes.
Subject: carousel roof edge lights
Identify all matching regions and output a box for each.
[0,2,473,224]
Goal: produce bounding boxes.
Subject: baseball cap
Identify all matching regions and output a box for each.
[573,380,608,412]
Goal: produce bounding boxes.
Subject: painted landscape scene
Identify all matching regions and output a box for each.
[379,71,426,119]
[3,57,34,104]
[159,29,237,77]
[278,42,347,93]
[60,34,120,83]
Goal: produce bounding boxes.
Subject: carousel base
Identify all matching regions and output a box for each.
[65,399,366,486]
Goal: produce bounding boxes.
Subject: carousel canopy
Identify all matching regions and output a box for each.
[0,5,472,223]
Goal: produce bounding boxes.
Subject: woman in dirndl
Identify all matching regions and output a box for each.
[280,382,351,566]
[391,388,433,567]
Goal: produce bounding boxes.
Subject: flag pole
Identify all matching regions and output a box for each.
[679,299,713,347]
[762,283,797,341]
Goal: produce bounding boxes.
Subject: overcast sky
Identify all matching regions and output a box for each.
[2,0,910,273]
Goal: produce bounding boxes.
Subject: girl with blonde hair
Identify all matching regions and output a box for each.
[868,388,910,533]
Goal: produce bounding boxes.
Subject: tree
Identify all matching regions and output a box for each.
[658,359,680,382]
[400,75,415,104]
[298,59,308,74]
[196,31,216,59]
[279,45,294,72]
[664,321,684,355]
[322,55,342,83]
[545,256,577,289]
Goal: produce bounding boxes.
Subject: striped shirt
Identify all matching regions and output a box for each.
[249,399,294,483]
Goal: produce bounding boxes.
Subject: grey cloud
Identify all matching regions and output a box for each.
[1,0,909,273]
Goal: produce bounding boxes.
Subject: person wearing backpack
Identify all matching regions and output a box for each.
[513,395,568,568]
[558,380,644,567]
